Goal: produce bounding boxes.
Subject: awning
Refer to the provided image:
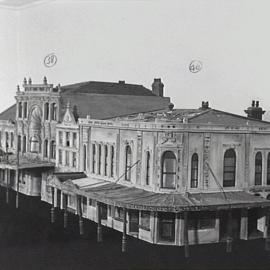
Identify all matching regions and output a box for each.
[49,174,270,212]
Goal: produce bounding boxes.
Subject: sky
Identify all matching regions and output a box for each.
[1,0,270,117]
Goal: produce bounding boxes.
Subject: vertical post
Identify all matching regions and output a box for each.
[77,195,84,235]
[264,208,270,251]
[15,168,19,209]
[63,193,68,229]
[122,208,127,253]
[50,187,55,223]
[97,202,103,242]
[5,169,9,204]
[183,211,189,258]
[240,208,248,240]
[226,209,233,253]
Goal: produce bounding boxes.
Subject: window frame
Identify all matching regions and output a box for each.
[161,151,176,189]
[223,148,236,188]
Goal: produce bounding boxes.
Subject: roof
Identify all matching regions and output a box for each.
[53,172,87,182]
[49,175,270,212]
[0,104,16,121]
[118,108,270,128]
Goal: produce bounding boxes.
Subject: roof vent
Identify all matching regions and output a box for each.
[118,80,125,84]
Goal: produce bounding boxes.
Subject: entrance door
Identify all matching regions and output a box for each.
[129,210,139,233]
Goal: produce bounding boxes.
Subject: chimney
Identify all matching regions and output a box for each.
[152,78,164,97]
[200,101,210,110]
[168,102,174,111]
[118,80,125,84]
[244,100,265,120]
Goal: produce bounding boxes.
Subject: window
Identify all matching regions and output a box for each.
[59,150,62,165]
[22,136,26,153]
[30,136,39,153]
[92,144,96,173]
[98,144,102,175]
[73,133,77,148]
[44,102,49,120]
[82,196,87,214]
[125,145,132,181]
[104,145,108,176]
[267,153,270,185]
[51,103,57,121]
[66,132,70,147]
[140,211,150,230]
[72,152,77,168]
[255,152,262,185]
[114,207,124,221]
[223,149,236,187]
[188,211,216,230]
[145,151,151,185]
[161,151,176,189]
[111,145,114,177]
[23,102,27,118]
[59,131,63,146]
[100,203,108,220]
[158,213,175,242]
[10,133,14,148]
[51,140,56,159]
[18,102,22,118]
[83,145,87,171]
[5,132,9,149]
[191,153,199,188]
[44,139,48,158]
[65,151,70,166]
[18,135,21,152]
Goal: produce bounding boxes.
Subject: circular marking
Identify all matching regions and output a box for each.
[44,53,57,68]
[189,60,203,73]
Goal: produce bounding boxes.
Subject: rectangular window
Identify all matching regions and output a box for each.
[73,133,77,148]
[140,211,150,230]
[114,207,124,221]
[59,150,62,165]
[82,196,87,214]
[72,152,77,168]
[59,131,63,146]
[66,132,70,147]
[158,212,175,242]
[88,199,96,207]
[65,151,70,166]
[188,212,216,230]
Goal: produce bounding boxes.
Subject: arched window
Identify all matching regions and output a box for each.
[44,102,49,120]
[255,152,262,185]
[161,151,176,189]
[191,153,199,188]
[111,145,114,177]
[92,144,96,173]
[83,145,87,171]
[44,139,48,158]
[104,145,108,176]
[18,102,22,118]
[267,153,270,185]
[10,133,14,148]
[30,136,39,153]
[51,103,57,121]
[223,149,236,187]
[145,151,151,185]
[5,132,9,149]
[50,140,56,159]
[98,144,102,174]
[23,102,27,118]
[125,145,132,181]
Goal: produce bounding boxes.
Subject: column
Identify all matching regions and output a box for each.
[95,143,99,174]
[108,145,112,178]
[100,144,105,176]
[5,169,9,204]
[122,208,127,252]
[63,193,68,229]
[15,168,19,209]
[226,209,233,253]
[240,208,248,240]
[77,195,84,235]
[97,202,102,242]
[264,208,270,251]
[183,211,189,258]
[50,187,56,223]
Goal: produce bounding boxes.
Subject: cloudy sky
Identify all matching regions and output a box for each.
[1,0,270,117]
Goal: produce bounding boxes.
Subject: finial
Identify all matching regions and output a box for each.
[57,83,61,92]
[16,85,20,92]
[23,78,27,85]
[28,78,32,84]
[43,76,47,85]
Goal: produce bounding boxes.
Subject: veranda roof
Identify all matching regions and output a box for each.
[49,174,270,212]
